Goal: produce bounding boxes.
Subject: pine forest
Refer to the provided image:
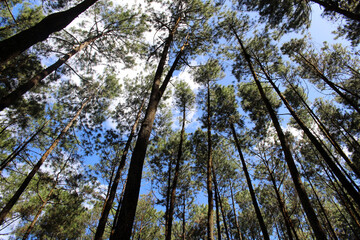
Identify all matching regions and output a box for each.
[0,0,360,239]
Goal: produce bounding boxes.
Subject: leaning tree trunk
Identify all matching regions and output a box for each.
[22,157,69,240]
[297,52,360,115]
[230,182,243,240]
[0,119,49,174]
[261,157,297,240]
[256,60,360,208]
[230,123,270,240]
[94,97,146,240]
[0,33,105,111]
[309,0,360,23]
[166,103,186,240]
[232,28,327,239]
[284,78,360,179]
[0,96,91,225]
[0,0,98,63]
[206,81,214,240]
[110,17,185,239]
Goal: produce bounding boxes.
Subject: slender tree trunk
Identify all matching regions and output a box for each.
[110,17,185,239]
[22,157,68,240]
[164,157,173,237]
[217,186,231,240]
[182,191,187,240]
[0,96,91,225]
[0,33,104,111]
[206,81,214,240]
[110,178,127,238]
[261,158,298,240]
[297,52,360,114]
[0,0,98,63]
[213,167,222,240]
[166,104,186,240]
[256,61,360,207]
[182,192,186,240]
[230,123,270,240]
[284,79,360,178]
[304,171,337,239]
[231,28,327,239]
[0,121,13,136]
[309,0,360,22]
[94,98,146,240]
[0,119,49,174]
[230,182,242,240]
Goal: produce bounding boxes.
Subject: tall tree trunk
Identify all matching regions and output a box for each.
[261,157,298,240]
[164,156,173,238]
[302,168,337,239]
[309,0,360,22]
[230,123,270,240]
[213,167,222,240]
[22,157,69,240]
[230,182,242,240]
[284,78,360,178]
[217,186,231,240]
[182,192,186,240]
[166,104,186,240]
[0,0,98,63]
[0,96,91,225]
[0,119,49,174]
[231,28,327,239]
[206,81,214,240]
[0,33,104,111]
[256,61,360,207]
[297,52,360,114]
[110,178,127,237]
[110,17,185,240]
[94,97,146,240]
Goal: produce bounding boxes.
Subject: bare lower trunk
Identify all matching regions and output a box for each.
[206,81,214,240]
[230,182,242,240]
[166,104,186,240]
[94,98,145,240]
[230,123,270,240]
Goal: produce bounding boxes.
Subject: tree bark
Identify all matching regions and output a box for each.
[110,16,185,240]
[231,28,327,239]
[230,123,270,240]
[0,119,49,174]
[94,97,146,240]
[0,0,98,63]
[0,96,91,225]
[0,33,104,111]
[166,104,186,240]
